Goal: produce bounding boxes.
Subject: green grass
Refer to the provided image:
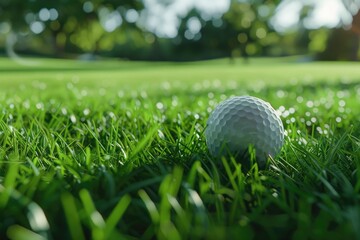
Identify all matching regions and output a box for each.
[0,56,359,239]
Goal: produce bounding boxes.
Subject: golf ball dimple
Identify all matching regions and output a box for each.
[205,96,284,166]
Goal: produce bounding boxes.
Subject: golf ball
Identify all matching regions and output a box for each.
[205,96,284,166]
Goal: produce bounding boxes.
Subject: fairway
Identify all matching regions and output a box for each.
[0,57,359,239]
[2,57,360,88]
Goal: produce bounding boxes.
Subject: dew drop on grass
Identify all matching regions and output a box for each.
[284,130,288,136]
[195,122,203,132]
[212,79,221,88]
[36,102,44,110]
[278,106,285,113]
[208,100,215,107]
[298,137,308,145]
[61,108,67,115]
[338,100,346,107]
[80,89,88,96]
[306,101,314,108]
[220,94,227,100]
[156,102,164,110]
[272,191,279,198]
[8,125,16,133]
[276,90,285,98]
[140,91,148,99]
[328,90,335,98]
[23,101,30,109]
[83,108,90,116]
[135,99,141,107]
[357,87,360,96]
[161,81,171,90]
[325,102,332,109]
[158,130,165,139]
[70,114,76,123]
[172,98,178,107]
[108,112,116,119]
[337,91,346,98]
[316,126,325,135]
[282,110,289,118]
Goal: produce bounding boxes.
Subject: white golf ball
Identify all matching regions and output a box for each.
[205,96,284,166]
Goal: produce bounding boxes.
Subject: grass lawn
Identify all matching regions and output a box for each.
[0,56,359,239]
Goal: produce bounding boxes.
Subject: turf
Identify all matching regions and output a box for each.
[0,57,359,239]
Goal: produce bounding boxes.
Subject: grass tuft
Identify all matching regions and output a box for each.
[0,58,359,239]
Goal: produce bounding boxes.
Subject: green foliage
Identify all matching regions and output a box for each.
[223,0,280,58]
[1,0,359,60]
[0,57,359,239]
[0,0,145,56]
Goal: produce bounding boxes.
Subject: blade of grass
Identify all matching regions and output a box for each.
[7,225,46,240]
[0,153,19,208]
[104,194,131,238]
[61,192,85,240]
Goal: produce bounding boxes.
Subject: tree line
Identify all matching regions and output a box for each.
[0,0,359,61]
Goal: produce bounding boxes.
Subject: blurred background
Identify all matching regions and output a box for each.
[0,0,359,61]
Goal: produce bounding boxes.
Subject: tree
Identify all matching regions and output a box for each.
[222,0,281,61]
[317,0,360,60]
[0,0,144,56]
[341,0,360,60]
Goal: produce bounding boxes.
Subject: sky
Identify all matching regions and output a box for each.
[139,0,357,37]
[271,0,354,32]
[140,0,230,37]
